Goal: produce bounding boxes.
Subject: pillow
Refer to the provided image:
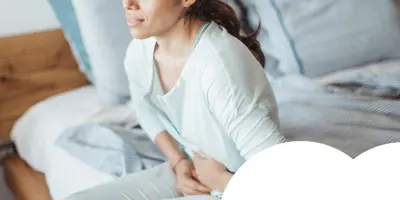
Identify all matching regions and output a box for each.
[48,0,93,81]
[11,86,101,173]
[247,0,400,78]
[49,0,132,105]
[71,0,133,105]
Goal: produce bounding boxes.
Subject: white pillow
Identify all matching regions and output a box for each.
[10,86,115,199]
[11,86,101,173]
[71,0,132,105]
[248,0,400,77]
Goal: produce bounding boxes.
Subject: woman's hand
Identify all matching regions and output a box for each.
[174,159,212,196]
[193,152,233,192]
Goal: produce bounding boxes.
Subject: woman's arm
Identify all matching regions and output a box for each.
[217,171,233,192]
[124,39,190,171]
[124,39,167,141]
[202,58,285,160]
[195,58,285,192]
[154,131,186,167]
[155,131,213,195]
[127,69,186,165]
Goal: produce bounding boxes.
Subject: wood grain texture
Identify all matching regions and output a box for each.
[0,29,89,140]
[4,155,51,200]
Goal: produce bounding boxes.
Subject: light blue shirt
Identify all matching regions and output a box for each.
[124,21,285,173]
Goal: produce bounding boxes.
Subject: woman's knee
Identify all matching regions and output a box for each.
[62,193,85,200]
[163,195,220,200]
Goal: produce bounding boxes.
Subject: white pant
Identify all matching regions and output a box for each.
[65,163,219,200]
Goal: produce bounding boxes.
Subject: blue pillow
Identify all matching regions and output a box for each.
[249,0,400,78]
[49,0,132,105]
[48,0,93,82]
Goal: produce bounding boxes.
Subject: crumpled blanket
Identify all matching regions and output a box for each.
[318,60,400,100]
[56,124,166,177]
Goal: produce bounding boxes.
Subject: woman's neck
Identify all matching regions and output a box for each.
[155,19,205,57]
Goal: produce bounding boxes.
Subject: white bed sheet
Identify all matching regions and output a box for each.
[11,86,115,200]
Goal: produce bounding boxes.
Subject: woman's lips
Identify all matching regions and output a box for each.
[126,18,144,27]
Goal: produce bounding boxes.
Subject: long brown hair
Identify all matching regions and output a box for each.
[185,0,265,67]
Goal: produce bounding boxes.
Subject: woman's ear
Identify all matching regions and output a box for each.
[182,0,196,8]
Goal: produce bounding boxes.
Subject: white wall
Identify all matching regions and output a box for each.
[0,0,60,37]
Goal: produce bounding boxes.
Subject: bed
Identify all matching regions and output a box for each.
[5,59,400,200]
[3,1,400,200]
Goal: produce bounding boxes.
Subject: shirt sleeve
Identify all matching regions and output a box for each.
[130,95,165,141]
[124,39,165,141]
[202,58,285,160]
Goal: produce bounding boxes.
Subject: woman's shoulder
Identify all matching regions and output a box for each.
[202,22,262,69]
[125,38,155,64]
[124,37,155,72]
[200,22,265,79]
[126,37,156,51]
[197,22,269,95]
[124,38,156,88]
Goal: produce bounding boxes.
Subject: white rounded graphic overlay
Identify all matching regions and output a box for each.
[223,141,354,200]
[355,143,400,200]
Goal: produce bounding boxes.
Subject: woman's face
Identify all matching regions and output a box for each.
[123,0,191,39]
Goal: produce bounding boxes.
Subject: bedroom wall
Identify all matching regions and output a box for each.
[0,0,59,37]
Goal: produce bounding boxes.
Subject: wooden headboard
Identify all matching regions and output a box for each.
[0,29,89,140]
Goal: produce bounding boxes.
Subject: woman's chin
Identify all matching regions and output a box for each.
[129,29,151,40]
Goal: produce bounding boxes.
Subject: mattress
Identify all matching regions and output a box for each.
[10,86,115,200]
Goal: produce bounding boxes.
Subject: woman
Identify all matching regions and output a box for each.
[66,0,284,199]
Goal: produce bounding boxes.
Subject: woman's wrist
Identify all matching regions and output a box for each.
[169,156,187,172]
[154,132,187,172]
[216,171,233,192]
